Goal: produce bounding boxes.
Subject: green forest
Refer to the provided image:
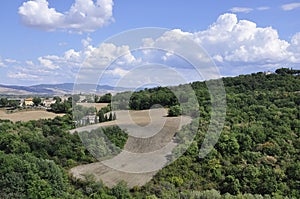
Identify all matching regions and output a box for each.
[0,68,299,198]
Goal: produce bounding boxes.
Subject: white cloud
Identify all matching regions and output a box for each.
[105,67,129,77]
[5,59,18,63]
[81,36,92,47]
[281,2,300,11]
[78,43,139,84]
[25,61,34,66]
[38,57,60,69]
[85,43,136,68]
[8,72,40,80]
[257,6,270,11]
[229,7,253,13]
[192,13,293,66]
[18,0,114,32]
[0,57,6,67]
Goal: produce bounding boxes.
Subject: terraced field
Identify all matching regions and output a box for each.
[70,108,192,188]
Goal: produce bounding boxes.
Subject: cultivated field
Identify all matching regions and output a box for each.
[70,108,192,188]
[0,109,64,122]
[76,103,109,110]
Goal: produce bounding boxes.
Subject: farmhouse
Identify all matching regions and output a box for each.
[24,98,34,106]
[79,114,98,125]
[43,99,56,108]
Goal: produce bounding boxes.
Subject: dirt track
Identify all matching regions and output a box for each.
[70,108,191,188]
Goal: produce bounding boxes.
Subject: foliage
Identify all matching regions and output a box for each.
[111,181,132,199]
[98,93,112,103]
[168,105,182,116]
[32,97,41,106]
[79,126,128,160]
[137,71,300,198]
[129,87,178,110]
[0,152,68,198]
[275,67,300,75]
[0,97,20,108]
[50,97,72,113]
[102,126,128,149]
[97,104,116,123]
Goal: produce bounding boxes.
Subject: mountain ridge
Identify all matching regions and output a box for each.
[0,83,131,96]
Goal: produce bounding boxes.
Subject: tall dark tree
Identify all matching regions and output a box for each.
[32,97,41,106]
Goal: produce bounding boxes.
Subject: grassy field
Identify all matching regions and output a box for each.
[0,109,64,122]
[70,108,192,188]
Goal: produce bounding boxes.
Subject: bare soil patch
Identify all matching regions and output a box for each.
[70,108,192,188]
[0,109,64,122]
[76,103,109,110]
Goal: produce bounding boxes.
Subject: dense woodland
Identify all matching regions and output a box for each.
[0,68,299,198]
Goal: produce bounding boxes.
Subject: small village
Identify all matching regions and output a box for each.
[0,96,69,110]
[0,93,115,126]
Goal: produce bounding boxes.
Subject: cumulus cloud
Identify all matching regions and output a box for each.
[38,57,60,69]
[192,13,293,66]
[229,7,253,13]
[281,2,300,11]
[18,0,114,32]
[85,43,137,68]
[105,67,129,77]
[77,43,140,84]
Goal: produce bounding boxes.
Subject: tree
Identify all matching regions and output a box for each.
[0,98,8,107]
[109,112,113,121]
[32,97,41,106]
[111,181,132,199]
[53,96,62,103]
[168,105,182,117]
[98,110,105,123]
[99,93,112,103]
[50,100,71,113]
[8,100,19,109]
[221,175,241,195]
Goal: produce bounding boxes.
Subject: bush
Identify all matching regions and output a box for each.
[168,105,182,116]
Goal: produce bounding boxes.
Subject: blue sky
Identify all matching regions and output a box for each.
[0,0,300,86]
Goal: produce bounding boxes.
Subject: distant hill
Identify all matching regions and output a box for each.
[0,83,131,96]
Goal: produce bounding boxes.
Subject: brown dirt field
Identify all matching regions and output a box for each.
[70,108,192,188]
[76,103,109,110]
[0,109,64,122]
[71,162,156,188]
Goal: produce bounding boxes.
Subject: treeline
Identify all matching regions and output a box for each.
[129,87,178,110]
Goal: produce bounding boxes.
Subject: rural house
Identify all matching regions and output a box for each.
[24,98,34,106]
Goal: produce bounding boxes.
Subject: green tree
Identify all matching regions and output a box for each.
[98,110,105,122]
[111,181,132,199]
[0,98,8,107]
[99,93,112,103]
[32,97,41,106]
[168,105,182,116]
